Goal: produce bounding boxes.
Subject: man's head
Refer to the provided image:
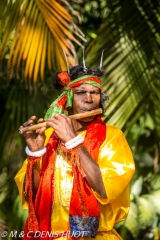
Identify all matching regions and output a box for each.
[44,65,108,120]
[70,83,101,122]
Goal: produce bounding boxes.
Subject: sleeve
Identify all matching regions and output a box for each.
[14,159,28,209]
[94,125,135,205]
[14,128,53,208]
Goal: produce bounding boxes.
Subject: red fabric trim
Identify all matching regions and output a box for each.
[69,77,102,90]
[70,116,106,217]
[24,156,41,231]
[57,73,102,89]
[57,72,71,86]
[56,96,67,109]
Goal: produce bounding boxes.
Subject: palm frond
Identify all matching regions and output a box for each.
[0,0,86,82]
[86,0,160,137]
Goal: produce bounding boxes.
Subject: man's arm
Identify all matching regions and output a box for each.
[77,146,107,198]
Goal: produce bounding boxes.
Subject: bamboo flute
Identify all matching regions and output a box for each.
[19,108,102,134]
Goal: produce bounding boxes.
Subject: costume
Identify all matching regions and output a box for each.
[15,71,135,239]
[15,123,135,240]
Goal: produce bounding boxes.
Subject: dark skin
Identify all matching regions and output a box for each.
[20,84,107,198]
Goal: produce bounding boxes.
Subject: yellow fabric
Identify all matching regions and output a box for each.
[14,125,135,240]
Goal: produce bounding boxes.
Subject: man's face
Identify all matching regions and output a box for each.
[70,84,101,122]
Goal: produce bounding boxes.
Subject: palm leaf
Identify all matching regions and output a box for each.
[0,170,8,205]
[86,0,160,137]
[0,0,85,82]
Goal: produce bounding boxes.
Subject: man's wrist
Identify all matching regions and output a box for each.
[25,146,46,157]
[64,135,84,149]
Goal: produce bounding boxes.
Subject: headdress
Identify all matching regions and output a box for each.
[44,48,104,120]
[44,72,102,119]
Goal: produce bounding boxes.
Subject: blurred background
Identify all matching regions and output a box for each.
[0,0,160,239]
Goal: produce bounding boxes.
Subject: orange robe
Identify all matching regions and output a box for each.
[15,124,135,240]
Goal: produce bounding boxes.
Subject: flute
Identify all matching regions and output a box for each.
[19,108,102,134]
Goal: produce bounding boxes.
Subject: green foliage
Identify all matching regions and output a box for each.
[86,0,160,137]
[12,196,28,231]
[143,189,160,215]
[136,196,155,228]
[115,117,160,239]
[123,202,140,238]
[131,176,143,196]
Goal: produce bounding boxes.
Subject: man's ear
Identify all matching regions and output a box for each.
[67,107,73,115]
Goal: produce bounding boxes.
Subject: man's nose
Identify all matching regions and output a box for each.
[85,92,93,102]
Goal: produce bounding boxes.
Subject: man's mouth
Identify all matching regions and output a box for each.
[80,108,95,112]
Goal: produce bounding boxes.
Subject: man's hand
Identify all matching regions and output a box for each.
[46,114,77,142]
[19,116,46,151]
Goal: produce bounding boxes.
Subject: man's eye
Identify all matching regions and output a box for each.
[75,91,100,95]
[90,91,100,95]
[76,92,86,95]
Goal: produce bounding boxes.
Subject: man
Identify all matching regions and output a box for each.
[15,65,135,240]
